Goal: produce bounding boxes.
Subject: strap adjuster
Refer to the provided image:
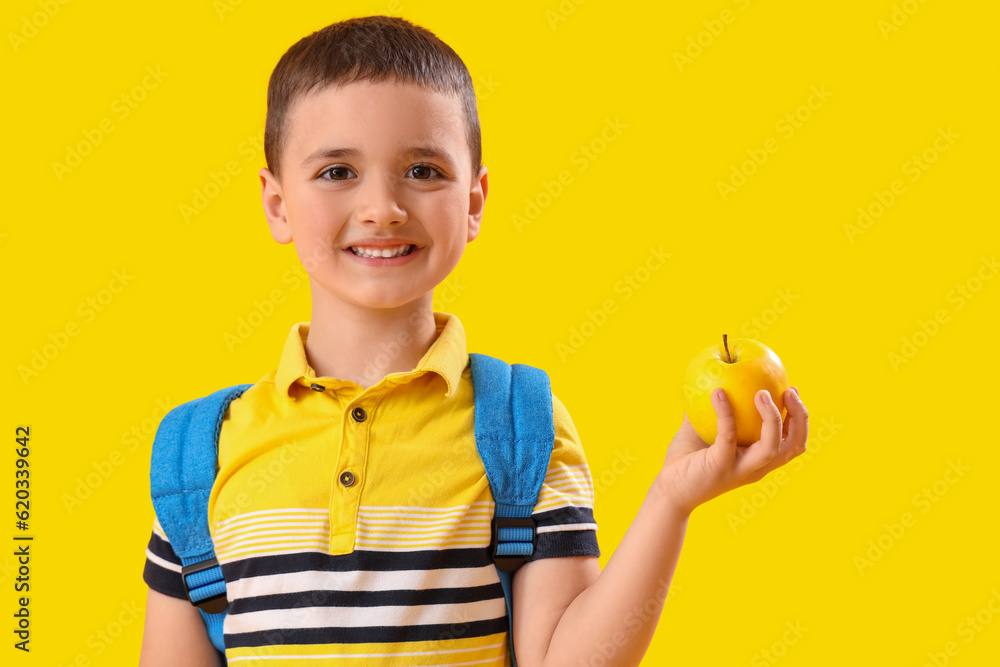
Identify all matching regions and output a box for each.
[490,516,536,572]
[181,557,229,613]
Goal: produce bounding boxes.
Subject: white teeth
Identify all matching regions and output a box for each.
[350,245,413,258]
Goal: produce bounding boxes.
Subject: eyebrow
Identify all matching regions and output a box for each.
[300,145,456,167]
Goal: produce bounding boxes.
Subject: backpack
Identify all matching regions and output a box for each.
[150,352,554,667]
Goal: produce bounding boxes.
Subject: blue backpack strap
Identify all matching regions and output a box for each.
[468,353,555,667]
[150,383,253,660]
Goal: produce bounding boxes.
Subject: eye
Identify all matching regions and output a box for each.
[319,165,356,181]
[408,164,444,180]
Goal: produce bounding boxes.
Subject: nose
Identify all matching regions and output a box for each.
[355,172,408,227]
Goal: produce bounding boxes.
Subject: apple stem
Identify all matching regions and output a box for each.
[723,334,732,363]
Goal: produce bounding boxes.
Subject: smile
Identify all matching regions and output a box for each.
[344,244,422,266]
[348,244,415,258]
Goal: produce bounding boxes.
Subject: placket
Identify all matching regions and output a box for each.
[328,389,377,555]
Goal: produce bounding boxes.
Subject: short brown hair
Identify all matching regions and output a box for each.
[264,15,481,183]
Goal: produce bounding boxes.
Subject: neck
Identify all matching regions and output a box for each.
[303,288,440,391]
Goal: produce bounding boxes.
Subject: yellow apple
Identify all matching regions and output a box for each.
[681,334,789,446]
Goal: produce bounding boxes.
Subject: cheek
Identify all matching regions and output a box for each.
[290,220,340,269]
[291,199,341,245]
[428,194,468,229]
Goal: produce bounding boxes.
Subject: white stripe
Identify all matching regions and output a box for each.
[536,523,598,533]
[229,651,505,664]
[548,463,590,471]
[217,515,329,533]
[214,527,329,548]
[354,544,489,553]
[220,546,330,560]
[220,541,501,560]
[545,467,593,481]
[357,523,489,535]
[216,508,328,529]
[357,502,492,514]
[356,517,490,528]
[225,564,500,598]
[355,537,487,548]
[535,497,594,510]
[548,477,593,490]
[224,598,506,633]
[227,641,502,660]
[542,478,593,490]
[218,542,331,559]
[215,523,330,544]
[217,519,330,533]
[357,508,493,520]
[145,548,182,573]
[217,536,330,551]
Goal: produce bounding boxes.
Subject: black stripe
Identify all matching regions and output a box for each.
[534,505,595,528]
[232,583,505,614]
[143,529,188,600]
[530,529,600,561]
[224,616,509,648]
[143,558,188,601]
[221,548,493,583]
[147,530,183,564]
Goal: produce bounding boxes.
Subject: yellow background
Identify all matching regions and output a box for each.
[4,0,999,664]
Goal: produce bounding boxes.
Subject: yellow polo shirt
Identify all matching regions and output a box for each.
[143,311,599,666]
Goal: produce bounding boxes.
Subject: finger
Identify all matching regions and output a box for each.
[783,387,809,457]
[781,386,798,441]
[743,434,804,483]
[736,389,782,477]
[710,388,738,463]
[746,387,808,482]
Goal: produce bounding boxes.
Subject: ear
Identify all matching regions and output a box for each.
[260,167,292,244]
[467,165,488,243]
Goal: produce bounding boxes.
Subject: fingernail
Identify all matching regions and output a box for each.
[714,388,725,400]
[760,390,772,405]
[791,386,800,399]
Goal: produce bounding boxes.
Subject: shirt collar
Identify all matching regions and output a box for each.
[274,311,467,399]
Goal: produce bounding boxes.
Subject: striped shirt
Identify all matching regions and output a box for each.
[143,311,600,665]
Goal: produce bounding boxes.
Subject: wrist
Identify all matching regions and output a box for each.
[649,472,695,521]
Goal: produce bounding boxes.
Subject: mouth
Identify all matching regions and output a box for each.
[347,244,417,259]
[343,244,422,266]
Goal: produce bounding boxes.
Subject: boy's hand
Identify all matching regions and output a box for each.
[655,387,808,515]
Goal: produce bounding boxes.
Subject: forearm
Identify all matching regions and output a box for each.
[541,479,689,667]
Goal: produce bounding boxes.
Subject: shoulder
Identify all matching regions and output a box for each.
[549,391,589,467]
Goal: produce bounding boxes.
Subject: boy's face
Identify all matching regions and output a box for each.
[259,79,487,313]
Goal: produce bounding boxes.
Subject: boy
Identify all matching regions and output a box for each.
[139,14,809,667]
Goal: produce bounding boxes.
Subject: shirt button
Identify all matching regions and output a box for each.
[339,471,356,487]
[351,406,367,422]
[310,383,325,392]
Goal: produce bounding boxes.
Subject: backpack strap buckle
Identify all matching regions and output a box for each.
[181,556,229,614]
[490,516,536,572]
